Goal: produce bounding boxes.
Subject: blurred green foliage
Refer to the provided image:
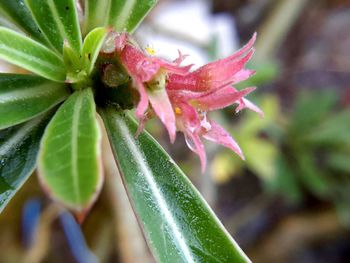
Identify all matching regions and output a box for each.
[211,89,350,225]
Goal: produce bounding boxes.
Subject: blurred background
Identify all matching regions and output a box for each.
[1,0,349,262]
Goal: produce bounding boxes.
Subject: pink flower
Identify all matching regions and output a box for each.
[165,33,263,171]
[109,33,191,143]
[105,32,262,171]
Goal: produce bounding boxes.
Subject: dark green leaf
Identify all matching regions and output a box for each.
[0,111,53,213]
[100,108,250,263]
[0,27,66,82]
[25,0,82,53]
[0,0,49,44]
[0,74,69,129]
[38,88,102,212]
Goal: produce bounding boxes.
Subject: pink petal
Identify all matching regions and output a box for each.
[177,102,201,132]
[202,121,245,160]
[167,73,197,91]
[167,49,254,92]
[206,32,256,67]
[137,59,160,82]
[173,50,189,65]
[135,114,149,138]
[159,61,193,75]
[120,45,160,82]
[197,49,255,90]
[231,69,256,85]
[148,89,176,143]
[195,86,256,111]
[115,32,127,52]
[240,98,264,117]
[134,78,149,118]
[184,131,207,172]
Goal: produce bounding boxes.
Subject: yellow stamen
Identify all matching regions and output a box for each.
[175,107,182,115]
[145,46,156,56]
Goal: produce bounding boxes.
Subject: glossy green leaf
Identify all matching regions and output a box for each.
[83,0,110,35]
[82,27,108,74]
[0,74,69,129]
[0,27,66,82]
[0,111,53,213]
[0,0,48,44]
[108,0,158,33]
[25,0,82,53]
[100,108,250,263]
[38,88,102,211]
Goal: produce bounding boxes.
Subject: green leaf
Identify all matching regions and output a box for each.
[83,0,110,35]
[0,111,53,213]
[0,0,48,44]
[83,0,158,35]
[307,109,350,145]
[267,155,303,204]
[297,152,329,197]
[327,153,350,173]
[38,88,102,212]
[108,0,158,33]
[0,27,66,82]
[25,0,82,54]
[290,90,338,134]
[0,74,69,129]
[0,14,21,32]
[242,138,277,182]
[82,27,108,74]
[63,40,83,82]
[100,108,250,263]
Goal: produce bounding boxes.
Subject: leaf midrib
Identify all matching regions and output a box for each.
[0,83,64,103]
[114,0,136,29]
[115,114,196,263]
[0,44,64,74]
[71,92,82,205]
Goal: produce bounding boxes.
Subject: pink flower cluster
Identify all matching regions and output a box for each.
[103,32,262,171]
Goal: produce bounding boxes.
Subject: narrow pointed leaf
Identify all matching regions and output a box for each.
[0,0,48,44]
[108,0,158,33]
[82,27,108,74]
[63,41,83,82]
[38,88,102,211]
[0,27,66,82]
[83,0,110,36]
[25,0,82,53]
[0,112,54,213]
[100,108,250,263]
[0,74,69,129]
